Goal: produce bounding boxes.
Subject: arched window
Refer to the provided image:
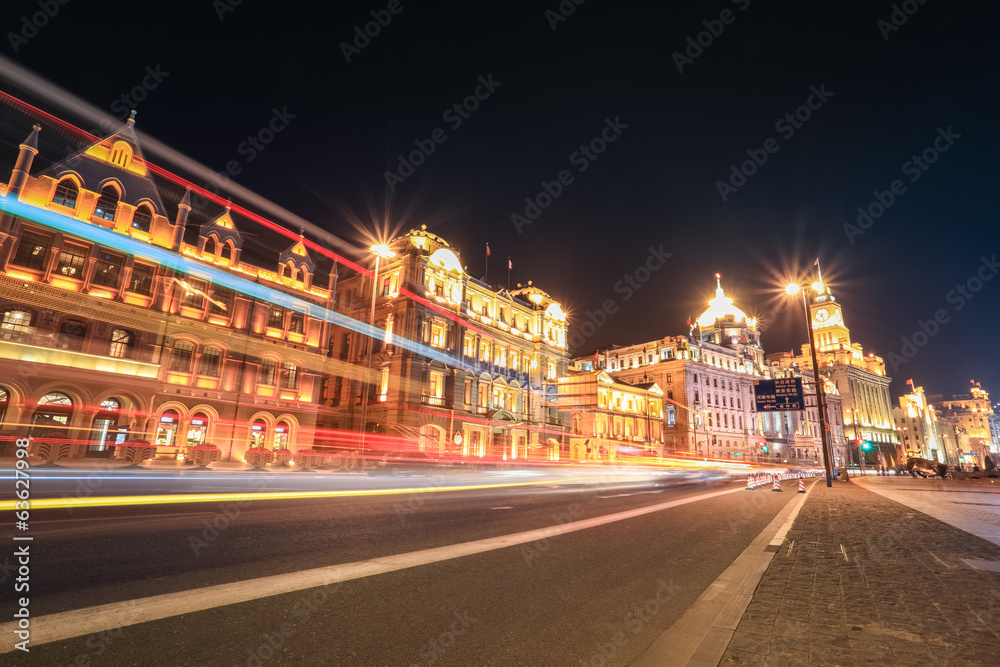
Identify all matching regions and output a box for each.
[205,237,217,255]
[187,412,210,447]
[249,419,267,448]
[273,421,290,450]
[220,243,232,261]
[94,185,119,221]
[200,347,221,377]
[155,409,180,447]
[170,341,194,373]
[0,386,8,426]
[52,179,79,208]
[88,397,124,456]
[131,205,152,233]
[109,329,133,359]
[1,309,32,342]
[30,392,74,441]
[280,363,298,390]
[58,319,87,351]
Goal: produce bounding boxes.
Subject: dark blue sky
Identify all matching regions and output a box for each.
[1,0,997,400]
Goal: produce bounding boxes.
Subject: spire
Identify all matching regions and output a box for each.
[715,273,724,299]
[128,109,137,126]
[7,124,42,197]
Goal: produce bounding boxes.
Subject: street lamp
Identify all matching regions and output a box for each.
[358,242,396,467]
[785,282,833,487]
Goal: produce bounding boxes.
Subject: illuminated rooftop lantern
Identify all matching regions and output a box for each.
[697,274,750,328]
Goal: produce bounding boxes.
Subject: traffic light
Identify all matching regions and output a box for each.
[862,442,872,451]
[762,445,769,453]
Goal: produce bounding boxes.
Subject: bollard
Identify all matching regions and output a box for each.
[772,478,782,492]
[798,479,806,493]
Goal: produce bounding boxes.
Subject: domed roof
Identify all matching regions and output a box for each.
[697,275,749,328]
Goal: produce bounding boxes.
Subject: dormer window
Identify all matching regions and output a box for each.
[205,237,218,255]
[110,141,133,168]
[220,243,232,261]
[131,204,152,233]
[94,185,119,221]
[52,179,78,208]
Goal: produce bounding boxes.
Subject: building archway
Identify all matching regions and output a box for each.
[418,423,445,454]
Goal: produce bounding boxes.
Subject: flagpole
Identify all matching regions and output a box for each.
[507,257,511,290]
[485,244,490,283]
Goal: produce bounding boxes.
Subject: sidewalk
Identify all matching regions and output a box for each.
[720,479,1000,666]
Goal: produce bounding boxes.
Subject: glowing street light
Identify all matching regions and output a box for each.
[359,242,396,467]
[785,280,834,487]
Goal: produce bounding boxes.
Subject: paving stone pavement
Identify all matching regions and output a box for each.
[720,480,1000,667]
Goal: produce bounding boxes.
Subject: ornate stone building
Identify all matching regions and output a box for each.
[324,227,569,460]
[786,279,900,466]
[0,117,340,461]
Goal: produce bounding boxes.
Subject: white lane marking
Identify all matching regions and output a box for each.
[0,486,742,651]
[490,506,514,510]
[36,512,215,525]
[840,544,849,562]
[929,552,951,568]
[598,490,664,499]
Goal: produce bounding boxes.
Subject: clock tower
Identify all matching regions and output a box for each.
[809,282,851,351]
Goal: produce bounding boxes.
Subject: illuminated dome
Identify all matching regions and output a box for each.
[697,275,749,328]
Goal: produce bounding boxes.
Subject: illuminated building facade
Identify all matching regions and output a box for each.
[892,384,949,463]
[585,278,766,461]
[0,119,339,461]
[763,353,849,467]
[787,280,900,466]
[556,370,663,461]
[929,382,996,466]
[324,227,568,459]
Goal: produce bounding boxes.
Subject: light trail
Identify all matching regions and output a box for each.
[0,476,605,511]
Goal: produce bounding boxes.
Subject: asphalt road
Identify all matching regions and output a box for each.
[3,474,803,666]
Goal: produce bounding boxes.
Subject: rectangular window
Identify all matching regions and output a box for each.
[209,286,234,315]
[281,363,298,389]
[495,347,507,367]
[128,263,155,295]
[510,351,519,372]
[429,371,444,404]
[259,359,276,386]
[379,367,389,401]
[547,362,556,380]
[170,342,193,373]
[56,244,88,278]
[463,333,476,357]
[91,252,123,288]
[181,279,206,308]
[431,322,446,348]
[479,342,490,362]
[200,348,221,377]
[267,307,284,329]
[478,384,488,408]
[464,380,472,405]
[13,232,51,271]
[289,312,305,334]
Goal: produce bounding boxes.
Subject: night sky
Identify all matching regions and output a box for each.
[1,0,996,400]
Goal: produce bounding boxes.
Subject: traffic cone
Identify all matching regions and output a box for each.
[746,475,754,490]
[772,478,782,492]
[798,479,806,493]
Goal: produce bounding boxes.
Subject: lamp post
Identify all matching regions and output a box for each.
[358,243,396,468]
[785,283,833,487]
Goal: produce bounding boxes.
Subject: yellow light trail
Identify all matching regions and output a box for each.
[0,476,606,511]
